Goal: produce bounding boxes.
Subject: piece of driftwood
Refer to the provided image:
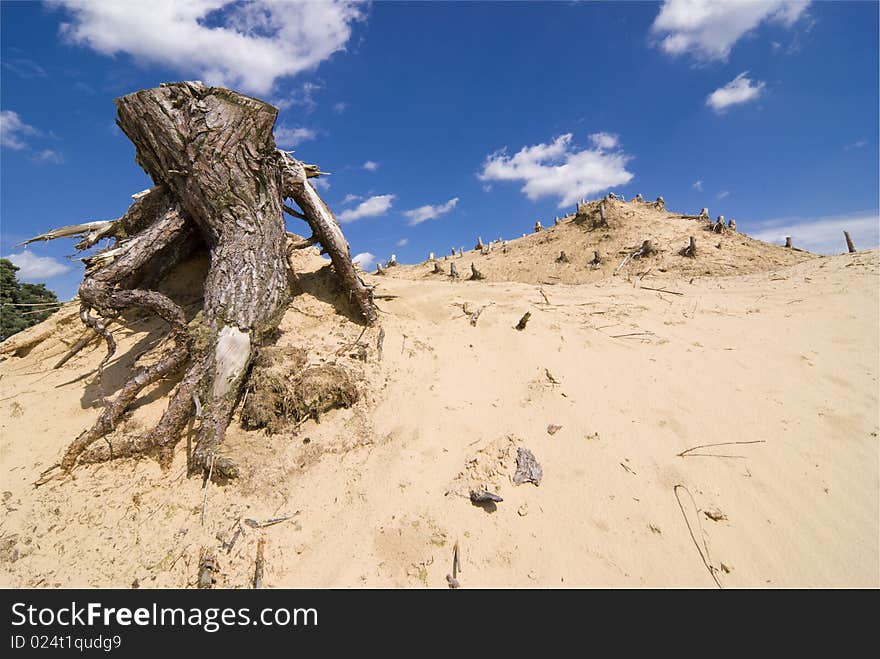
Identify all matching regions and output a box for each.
[469,263,485,281]
[197,548,218,589]
[385,254,397,267]
[546,424,562,435]
[785,236,792,248]
[253,537,265,589]
[450,262,459,280]
[844,231,856,253]
[514,311,531,331]
[432,261,443,274]
[244,513,298,528]
[728,219,736,232]
[475,236,484,250]
[654,196,665,210]
[375,263,386,275]
[534,221,543,232]
[513,447,542,486]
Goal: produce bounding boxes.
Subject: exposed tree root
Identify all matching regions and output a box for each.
[26,82,375,484]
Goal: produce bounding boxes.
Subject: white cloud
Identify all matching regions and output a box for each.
[706,72,765,112]
[692,180,704,191]
[478,133,634,208]
[362,160,378,172]
[352,252,375,270]
[274,126,317,148]
[338,194,395,223]
[333,102,348,114]
[589,132,619,149]
[1,110,39,150]
[342,193,362,204]
[404,198,459,225]
[396,238,409,247]
[5,251,72,280]
[53,0,364,95]
[311,177,330,192]
[29,149,65,165]
[845,139,867,151]
[717,190,730,199]
[651,0,810,61]
[749,210,879,254]
[273,81,322,112]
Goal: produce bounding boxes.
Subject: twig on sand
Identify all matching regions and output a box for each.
[446,540,462,589]
[253,537,265,589]
[677,440,766,459]
[200,455,214,526]
[674,484,722,589]
[639,285,684,296]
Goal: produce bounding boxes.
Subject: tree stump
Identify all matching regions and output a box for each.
[680,236,697,258]
[844,231,856,253]
[29,82,375,481]
[785,236,792,248]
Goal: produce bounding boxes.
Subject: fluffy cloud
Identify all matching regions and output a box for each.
[363,160,378,171]
[333,102,348,114]
[717,190,730,199]
[5,251,72,280]
[274,126,317,148]
[706,72,765,112]
[342,193,362,204]
[352,252,375,270]
[749,210,879,254]
[651,0,809,60]
[396,238,409,247]
[404,198,459,225]
[478,133,634,208]
[692,180,704,191]
[589,132,619,149]
[53,0,364,95]
[338,194,395,223]
[1,111,39,150]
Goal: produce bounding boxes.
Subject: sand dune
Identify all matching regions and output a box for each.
[0,207,877,588]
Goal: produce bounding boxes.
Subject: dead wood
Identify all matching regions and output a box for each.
[253,537,266,589]
[680,236,697,258]
[514,311,531,331]
[197,548,218,589]
[513,447,542,485]
[469,263,485,281]
[30,82,373,482]
[844,231,856,253]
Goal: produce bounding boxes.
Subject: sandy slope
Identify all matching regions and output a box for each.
[0,235,877,588]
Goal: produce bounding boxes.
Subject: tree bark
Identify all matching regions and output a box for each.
[30,82,374,482]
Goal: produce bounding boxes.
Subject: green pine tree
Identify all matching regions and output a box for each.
[0,258,61,341]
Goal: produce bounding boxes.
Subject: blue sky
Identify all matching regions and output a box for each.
[1,0,877,300]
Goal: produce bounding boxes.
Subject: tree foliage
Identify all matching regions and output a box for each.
[0,258,60,341]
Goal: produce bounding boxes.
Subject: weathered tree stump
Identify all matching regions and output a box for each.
[450,262,459,280]
[844,231,856,253]
[589,250,601,267]
[29,82,375,482]
[556,251,570,263]
[534,221,543,233]
[469,263,485,281]
[432,261,444,274]
[785,236,792,248]
[475,236,484,251]
[680,236,697,258]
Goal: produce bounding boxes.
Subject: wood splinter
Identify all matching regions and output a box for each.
[253,537,265,589]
